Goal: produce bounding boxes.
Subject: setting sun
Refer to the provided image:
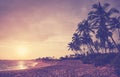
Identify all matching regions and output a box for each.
[16,46,29,57]
[0,0,119,77]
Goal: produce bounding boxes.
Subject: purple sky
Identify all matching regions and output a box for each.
[0,0,119,59]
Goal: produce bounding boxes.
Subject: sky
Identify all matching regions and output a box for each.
[0,0,119,60]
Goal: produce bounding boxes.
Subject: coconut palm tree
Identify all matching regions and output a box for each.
[76,20,94,35]
[107,40,116,53]
[68,33,82,54]
[109,16,120,40]
[68,19,95,54]
[88,2,120,52]
[68,2,120,55]
[94,41,101,53]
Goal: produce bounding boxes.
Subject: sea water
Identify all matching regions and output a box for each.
[0,60,38,71]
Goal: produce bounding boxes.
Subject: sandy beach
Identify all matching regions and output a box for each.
[0,60,118,77]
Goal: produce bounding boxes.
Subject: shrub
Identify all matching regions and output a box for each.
[111,54,120,76]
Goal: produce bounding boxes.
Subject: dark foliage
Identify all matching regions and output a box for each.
[68,2,120,54]
[111,54,120,76]
[60,53,120,76]
[68,2,120,76]
[60,53,117,66]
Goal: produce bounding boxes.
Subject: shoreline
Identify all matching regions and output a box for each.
[0,60,56,72]
[0,60,117,77]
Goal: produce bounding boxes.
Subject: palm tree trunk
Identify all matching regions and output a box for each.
[105,48,107,53]
[110,36,120,52]
[87,44,91,54]
[87,43,94,54]
[118,29,120,40]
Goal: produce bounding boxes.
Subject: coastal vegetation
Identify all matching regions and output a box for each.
[0,2,119,77]
[68,2,120,76]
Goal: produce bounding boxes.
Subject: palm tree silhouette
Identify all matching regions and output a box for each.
[68,2,120,54]
[107,40,116,53]
[88,2,120,52]
[68,33,81,54]
[109,17,120,39]
[68,20,95,54]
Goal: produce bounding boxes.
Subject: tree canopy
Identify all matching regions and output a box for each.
[68,2,120,55]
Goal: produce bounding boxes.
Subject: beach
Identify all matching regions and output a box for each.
[0,60,117,77]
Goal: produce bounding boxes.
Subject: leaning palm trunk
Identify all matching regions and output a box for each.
[110,36,120,52]
[68,2,120,56]
[118,29,120,40]
[88,44,95,54]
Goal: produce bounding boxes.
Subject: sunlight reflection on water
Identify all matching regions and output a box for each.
[0,60,38,71]
[17,61,28,70]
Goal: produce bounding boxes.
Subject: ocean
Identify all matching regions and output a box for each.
[0,60,37,71]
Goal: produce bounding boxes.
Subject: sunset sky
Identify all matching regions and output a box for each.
[0,0,119,60]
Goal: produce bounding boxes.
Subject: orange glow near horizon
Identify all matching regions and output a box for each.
[16,46,29,58]
[0,0,118,60]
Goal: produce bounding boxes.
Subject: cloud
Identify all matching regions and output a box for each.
[0,0,119,59]
[0,0,119,42]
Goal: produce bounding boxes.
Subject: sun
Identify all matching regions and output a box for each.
[16,46,28,57]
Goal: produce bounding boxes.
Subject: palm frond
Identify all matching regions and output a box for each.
[103,3,110,10]
[92,4,98,9]
[108,8,119,16]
